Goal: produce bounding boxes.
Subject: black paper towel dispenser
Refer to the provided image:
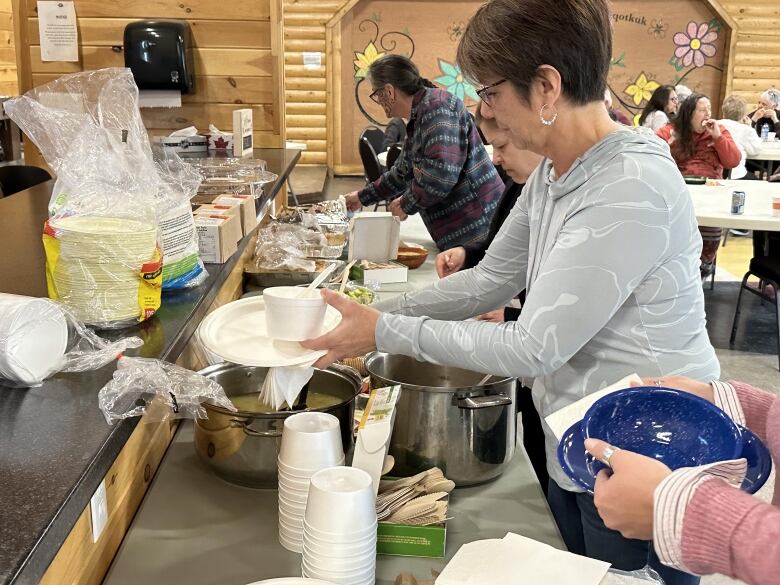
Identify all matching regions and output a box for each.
[124,20,195,94]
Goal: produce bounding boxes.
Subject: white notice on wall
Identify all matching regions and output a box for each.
[303,52,322,70]
[37,1,79,62]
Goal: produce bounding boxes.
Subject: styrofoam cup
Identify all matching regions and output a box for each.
[263,286,327,341]
[279,412,344,470]
[278,455,345,478]
[303,531,376,557]
[303,520,378,544]
[303,467,377,534]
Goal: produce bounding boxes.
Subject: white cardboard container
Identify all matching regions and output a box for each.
[348,212,401,263]
[232,108,254,156]
[194,215,238,263]
[351,385,402,496]
[214,194,258,234]
[195,204,243,243]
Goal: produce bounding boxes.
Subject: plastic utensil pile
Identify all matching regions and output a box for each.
[376,468,455,525]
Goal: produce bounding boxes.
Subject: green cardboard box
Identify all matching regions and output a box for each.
[377,521,447,558]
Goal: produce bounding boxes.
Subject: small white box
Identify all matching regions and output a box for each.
[195,204,243,243]
[214,194,258,235]
[348,212,401,262]
[352,385,402,496]
[232,108,253,156]
[194,215,238,263]
[356,260,408,284]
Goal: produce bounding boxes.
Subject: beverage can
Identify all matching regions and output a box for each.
[731,190,745,215]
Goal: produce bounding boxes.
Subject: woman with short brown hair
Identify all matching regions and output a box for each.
[304,4,717,583]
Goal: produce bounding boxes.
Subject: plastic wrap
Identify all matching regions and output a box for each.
[0,293,142,387]
[98,356,236,424]
[152,145,207,290]
[186,157,278,199]
[602,567,665,585]
[4,68,163,328]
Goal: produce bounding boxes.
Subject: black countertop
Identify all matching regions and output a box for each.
[0,148,300,585]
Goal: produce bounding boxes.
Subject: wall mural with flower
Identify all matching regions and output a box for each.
[339,0,484,167]
[608,0,728,125]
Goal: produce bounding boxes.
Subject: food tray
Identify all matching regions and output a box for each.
[244,259,345,288]
[304,243,346,259]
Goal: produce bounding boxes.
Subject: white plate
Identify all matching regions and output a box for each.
[198,296,340,368]
[249,577,336,585]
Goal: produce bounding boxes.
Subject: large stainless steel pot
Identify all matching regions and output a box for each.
[364,352,516,486]
[195,363,361,488]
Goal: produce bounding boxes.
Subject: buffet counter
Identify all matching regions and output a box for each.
[0,148,300,585]
[101,215,565,585]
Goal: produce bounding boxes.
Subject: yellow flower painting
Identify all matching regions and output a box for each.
[625,73,660,106]
[354,42,385,79]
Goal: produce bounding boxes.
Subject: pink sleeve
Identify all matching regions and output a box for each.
[681,479,780,585]
[731,381,776,442]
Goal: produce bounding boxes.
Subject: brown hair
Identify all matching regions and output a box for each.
[721,95,747,121]
[457,0,612,105]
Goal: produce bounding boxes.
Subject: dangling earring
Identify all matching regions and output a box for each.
[540,104,558,126]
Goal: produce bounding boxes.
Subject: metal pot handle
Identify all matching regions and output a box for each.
[457,394,513,409]
[230,418,283,437]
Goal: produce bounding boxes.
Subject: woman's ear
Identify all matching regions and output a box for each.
[533,65,563,106]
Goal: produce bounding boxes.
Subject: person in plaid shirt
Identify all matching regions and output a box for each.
[345,55,504,251]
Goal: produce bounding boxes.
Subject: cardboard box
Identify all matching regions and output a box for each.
[214,194,258,235]
[377,515,447,558]
[232,108,254,157]
[351,385,401,496]
[194,204,243,243]
[194,215,238,263]
[351,260,408,284]
[348,212,400,262]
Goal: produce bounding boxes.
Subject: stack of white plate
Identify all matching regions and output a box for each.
[48,216,157,325]
[0,294,68,386]
[277,412,345,553]
[302,467,377,584]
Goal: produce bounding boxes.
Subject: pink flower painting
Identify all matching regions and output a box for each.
[673,21,718,68]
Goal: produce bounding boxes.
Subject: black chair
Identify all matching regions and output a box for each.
[358,136,382,183]
[730,254,780,370]
[359,127,385,156]
[385,144,402,169]
[0,165,52,197]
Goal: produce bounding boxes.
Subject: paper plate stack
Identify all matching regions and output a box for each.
[48,216,158,326]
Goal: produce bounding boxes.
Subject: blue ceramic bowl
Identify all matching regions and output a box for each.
[582,387,743,471]
[557,420,771,495]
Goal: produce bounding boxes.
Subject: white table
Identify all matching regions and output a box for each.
[689,180,780,231]
[747,142,780,177]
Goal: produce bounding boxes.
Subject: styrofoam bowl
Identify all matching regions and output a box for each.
[279,413,344,469]
[304,467,376,534]
[303,519,378,543]
[302,558,375,582]
[263,286,327,341]
[302,535,376,559]
[277,456,345,478]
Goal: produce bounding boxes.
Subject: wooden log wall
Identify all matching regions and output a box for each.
[282,0,346,165]
[0,0,17,96]
[722,0,780,103]
[12,0,285,161]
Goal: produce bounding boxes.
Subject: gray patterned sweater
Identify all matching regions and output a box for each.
[374,129,720,490]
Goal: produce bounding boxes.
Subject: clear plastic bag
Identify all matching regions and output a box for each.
[98,356,236,424]
[4,68,163,328]
[0,293,142,387]
[152,145,207,290]
[602,566,665,585]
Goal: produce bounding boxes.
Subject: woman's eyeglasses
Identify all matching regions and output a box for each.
[476,79,507,107]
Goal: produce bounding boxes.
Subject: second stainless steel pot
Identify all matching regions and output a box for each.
[365,352,517,486]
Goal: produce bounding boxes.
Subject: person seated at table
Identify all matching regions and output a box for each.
[749,88,780,137]
[305,1,719,583]
[343,54,504,251]
[604,89,631,126]
[718,95,763,180]
[585,375,780,585]
[381,117,407,151]
[656,94,741,279]
[639,85,679,132]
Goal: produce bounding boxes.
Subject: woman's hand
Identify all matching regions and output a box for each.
[344,191,362,212]
[435,247,466,277]
[300,289,380,369]
[703,118,721,139]
[388,197,408,220]
[752,109,766,123]
[585,439,672,540]
[768,109,779,123]
[630,375,714,403]
[476,308,505,323]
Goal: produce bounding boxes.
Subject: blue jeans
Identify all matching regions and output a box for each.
[547,480,700,585]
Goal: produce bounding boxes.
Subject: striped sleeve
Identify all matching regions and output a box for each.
[653,459,747,572]
[711,381,746,426]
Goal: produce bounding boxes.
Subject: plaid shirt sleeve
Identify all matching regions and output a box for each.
[400,103,470,215]
[358,152,412,207]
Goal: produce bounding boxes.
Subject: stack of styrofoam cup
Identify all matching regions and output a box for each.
[277,412,345,553]
[302,467,377,584]
[0,293,68,386]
